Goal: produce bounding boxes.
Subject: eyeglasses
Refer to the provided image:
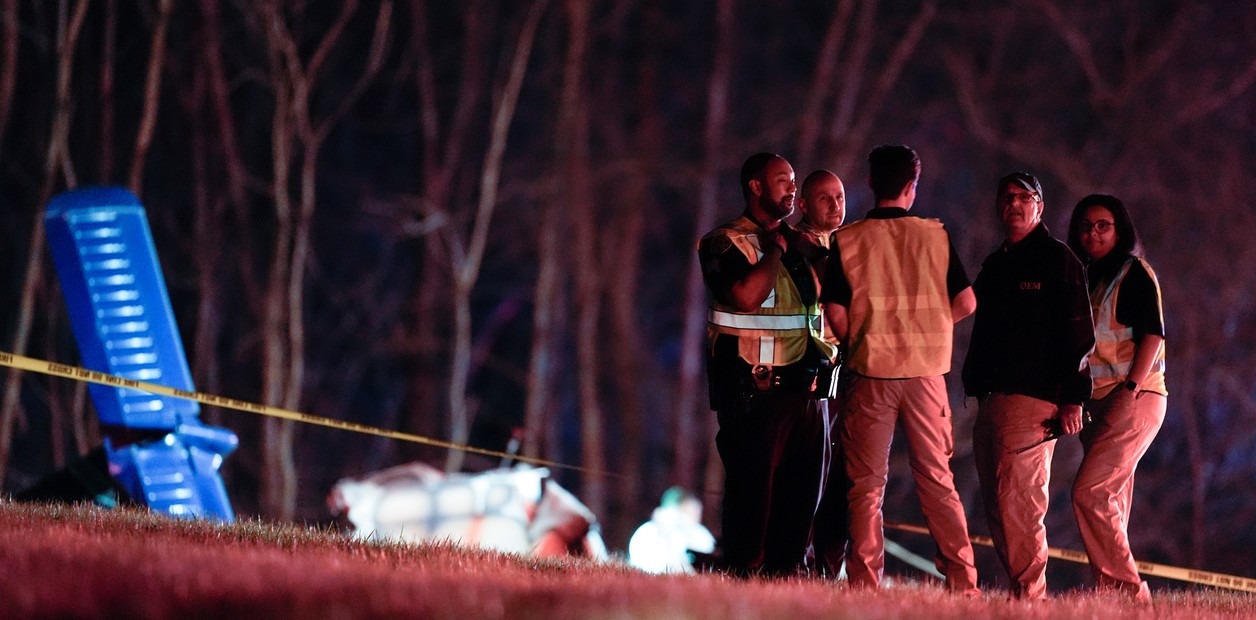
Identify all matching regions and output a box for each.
[999,192,1039,206]
[1077,220,1114,234]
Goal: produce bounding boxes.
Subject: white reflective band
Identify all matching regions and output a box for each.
[1095,327,1133,343]
[1095,359,1165,379]
[758,337,774,364]
[708,310,808,331]
[1091,362,1131,379]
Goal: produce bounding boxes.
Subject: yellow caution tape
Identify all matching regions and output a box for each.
[0,351,620,479]
[884,521,1256,594]
[8,349,1250,591]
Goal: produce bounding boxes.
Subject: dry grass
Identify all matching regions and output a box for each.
[0,500,1252,619]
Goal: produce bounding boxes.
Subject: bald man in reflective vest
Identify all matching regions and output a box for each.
[792,168,850,578]
[821,145,980,594]
[698,152,838,577]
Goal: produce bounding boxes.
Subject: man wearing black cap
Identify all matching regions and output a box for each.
[962,172,1095,599]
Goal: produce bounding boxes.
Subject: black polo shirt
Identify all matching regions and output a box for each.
[962,223,1095,405]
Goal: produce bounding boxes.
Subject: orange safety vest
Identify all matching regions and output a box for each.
[833,216,952,378]
[1089,257,1167,398]
[704,217,836,367]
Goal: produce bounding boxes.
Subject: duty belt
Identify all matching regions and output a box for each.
[749,361,835,394]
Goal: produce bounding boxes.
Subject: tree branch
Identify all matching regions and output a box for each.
[458,0,547,289]
[128,0,172,191]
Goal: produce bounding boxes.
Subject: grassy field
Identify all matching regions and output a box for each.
[1,501,1252,619]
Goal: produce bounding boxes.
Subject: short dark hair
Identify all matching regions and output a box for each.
[1066,193,1142,261]
[740,152,780,201]
[868,145,920,200]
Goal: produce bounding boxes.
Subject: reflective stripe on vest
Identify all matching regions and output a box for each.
[708,310,809,331]
[702,216,835,366]
[1089,257,1167,396]
[834,216,953,378]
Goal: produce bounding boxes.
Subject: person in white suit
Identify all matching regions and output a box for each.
[628,487,716,574]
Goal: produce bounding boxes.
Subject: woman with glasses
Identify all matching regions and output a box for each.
[1066,194,1167,603]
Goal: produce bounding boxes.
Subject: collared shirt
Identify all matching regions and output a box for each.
[962,223,1095,405]
[820,207,970,306]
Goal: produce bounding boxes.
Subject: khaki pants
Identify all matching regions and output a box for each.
[1073,389,1165,599]
[973,393,1056,599]
[842,374,978,592]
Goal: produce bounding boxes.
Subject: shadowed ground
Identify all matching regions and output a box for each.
[0,501,1252,619]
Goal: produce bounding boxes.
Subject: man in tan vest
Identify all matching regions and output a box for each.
[821,145,979,594]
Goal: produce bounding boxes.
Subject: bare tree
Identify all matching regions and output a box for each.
[798,0,938,173]
[553,0,607,514]
[0,0,22,470]
[198,0,253,210]
[671,0,733,491]
[257,0,393,518]
[443,0,547,473]
[521,3,560,464]
[0,0,15,147]
[401,0,487,463]
[593,0,665,537]
[0,0,89,486]
[192,0,268,443]
[127,0,172,191]
[794,0,856,167]
[179,15,227,432]
[98,0,115,181]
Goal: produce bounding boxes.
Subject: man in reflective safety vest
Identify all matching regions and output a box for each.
[793,168,850,578]
[821,145,980,594]
[698,152,837,576]
[793,169,846,287]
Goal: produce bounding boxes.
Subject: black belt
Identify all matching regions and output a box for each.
[750,362,834,394]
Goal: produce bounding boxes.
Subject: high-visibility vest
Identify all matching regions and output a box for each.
[1089,257,1167,398]
[834,216,952,378]
[794,223,832,251]
[704,217,836,366]
[794,223,839,347]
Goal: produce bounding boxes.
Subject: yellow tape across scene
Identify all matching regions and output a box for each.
[884,521,1256,594]
[0,351,618,479]
[4,350,1251,593]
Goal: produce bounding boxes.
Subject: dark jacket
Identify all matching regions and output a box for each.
[962,223,1095,405]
